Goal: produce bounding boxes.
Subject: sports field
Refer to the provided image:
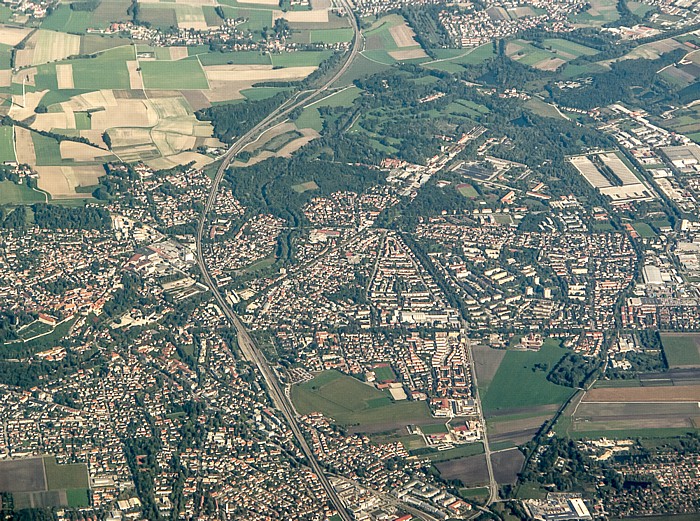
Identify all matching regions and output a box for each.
[291,370,432,429]
[480,340,575,414]
[661,333,700,368]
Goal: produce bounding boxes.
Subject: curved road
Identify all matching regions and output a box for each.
[195,4,362,521]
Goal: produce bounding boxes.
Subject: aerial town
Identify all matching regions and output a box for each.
[0,0,699,519]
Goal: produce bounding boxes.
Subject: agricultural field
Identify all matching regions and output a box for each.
[435,454,489,487]
[362,14,428,64]
[0,125,15,162]
[661,333,700,368]
[480,340,575,414]
[506,39,597,71]
[140,59,210,89]
[0,456,89,511]
[0,180,46,205]
[291,370,433,431]
[0,0,357,195]
[570,0,620,26]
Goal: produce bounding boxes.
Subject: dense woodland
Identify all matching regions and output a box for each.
[223,157,385,225]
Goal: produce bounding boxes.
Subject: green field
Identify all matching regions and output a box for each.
[660,334,700,368]
[311,86,362,108]
[140,59,209,89]
[18,320,54,340]
[41,5,99,33]
[310,28,354,44]
[69,46,134,90]
[0,181,46,205]
[481,341,575,414]
[32,133,63,166]
[291,370,432,428]
[44,457,89,490]
[423,442,484,462]
[270,50,333,67]
[372,365,396,381]
[633,222,657,237]
[291,180,319,193]
[0,126,15,163]
[241,87,291,101]
[66,488,90,508]
[294,107,324,131]
[198,50,271,66]
[542,38,599,58]
[457,183,479,197]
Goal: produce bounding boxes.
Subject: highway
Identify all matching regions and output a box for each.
[194,3,361,520]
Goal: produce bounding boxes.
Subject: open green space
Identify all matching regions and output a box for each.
[44,456,89,490]
[421,423,449,435]
[69,46,134,90]
[0,181,46,205]
[372,365,396,381]
[567,427,698,439]
[310,28,354,44]
[481,340,575,414]
[241,87,291,101]
[422,43,495,73]
[31,133,63,166]
[0,125,15,163]
[140,59,209,89]
[18,320,54,340]
[542,38,599,58]
[422,442,484,462]
[219,6,272,31]
[311,86,362,108]
[66,488,90,508]
[290,180,319,193]
[41,5,100,33]
[632,222,657,237]
[660,333,700,368]
[270,50,333,67]
[198,50,271,66]
[294,107,324,131]
[292,370,432,428]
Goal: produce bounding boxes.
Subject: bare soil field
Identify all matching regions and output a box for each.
[584,384,700,402]
[0,70,12,88]
[275,9,329,23]
[389,23,419,48]
[488,414,551,446]
[389,49,429,61]
[10,90,47,121]
[146,150,213,170]
[33,112,76,132]
[36,165,103,198]
[20,30,81,67]
[491,449,525,484]
[107,127,154,147]
[534,57,566,71]
[56,64,74,89]
[0,25,31,47]
[277,128,319,156]
[14,126,37,164]
[204,64,316,82]
[473,345,506,388]
[0,458,47,493]
[436,454,489,487]
[127,61,144,90]
[59,141,112,161]
[90,100,159,129]
[169,46,189,60]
